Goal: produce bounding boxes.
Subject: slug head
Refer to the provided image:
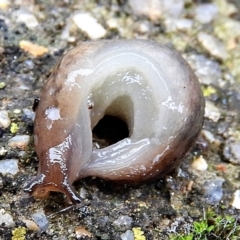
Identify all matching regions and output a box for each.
[24,68,84,203]
[24,171,82,203]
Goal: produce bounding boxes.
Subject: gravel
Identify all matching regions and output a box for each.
[0,159,19,175]
[0,0,240,239]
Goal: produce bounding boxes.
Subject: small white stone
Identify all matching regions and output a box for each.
[164,18,193,32]
[13,109,21,114]
[23,108,35,121]
[106,18,118,29]
[129,0,184,20]
[72,13,106,39]
[8,135,30,150]
[14,9,39,29]
[203,178,224,204]
[31,210,49,232]
[191,155,208,171]
[216,0,238,16]
[129,0,162,21]
[0,147,7,156]
[232,190,240,209]
[121,230,134,240]
[0,0,10,9]
[0,159,19,175]
[79,187,87,199]
[0,209,15,227]
[204,101,221,122]
[198,32,229,60]
[161,0,184,18]
[195,3,218,24]
[229,142,240,164]
[186,54,222,86]
[0,110,11,128]
[175,18,193,31]
[113,215,132,227]
[202,130,217,144]
[137,21,151,34]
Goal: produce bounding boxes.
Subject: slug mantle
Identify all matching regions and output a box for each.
[24,39,205,203]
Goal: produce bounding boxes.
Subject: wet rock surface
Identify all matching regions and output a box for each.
[0,0,240,239]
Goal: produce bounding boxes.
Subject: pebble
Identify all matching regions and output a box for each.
[195,3,218,24]
[0,159,19,176]
[129,0,184,21]
[186,54,221,86]
[23,59,35,70]
[198,32,229,60]
[0,147,7,156]
[113,215,133,227]
[106,18,118,29]
[75,227,92,238]
[0,0,10,9]
[13,109,21,114]
[121,230,134,240]
[79,187,87,199]
[0,110,11,128]
[19,40,48,57]
[204,101,221,122]
[60,22,72,41]
[14,9,39,29]
[223,141,240,164]
[217,122,229,136]
[135,21,151,34]
[129,0,162,21]
[8,135,30,150]
[191,155,208,171]
[72,13,106,40]
[31,210,49,232]
[203,177,224,204]
[23,108,35,121]
[14,74,35,91]
[202,130,219,145]
[97,216,109,228]
[164,18,193,32]
[232,189,240,209]
[216,0,237,16]
[53,237,67,240]
[215,17,240,43]
[160,0,184,18]
[0,208,15,227]
[22,219,40,231]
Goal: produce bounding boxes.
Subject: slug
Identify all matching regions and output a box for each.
[24,39,205,203]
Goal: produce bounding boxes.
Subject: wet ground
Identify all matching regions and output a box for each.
[0,0,240,239]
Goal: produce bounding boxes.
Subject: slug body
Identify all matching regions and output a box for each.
[25,40,205,203]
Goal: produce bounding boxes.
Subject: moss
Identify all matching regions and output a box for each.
[11,227,27,240]
[0,81,6,89]
[10,123,18,134]
[169,209,240,240]
[132,227,146,240]
[202,85,217,97]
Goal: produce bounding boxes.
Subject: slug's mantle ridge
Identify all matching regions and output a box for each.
[24,39,205,203]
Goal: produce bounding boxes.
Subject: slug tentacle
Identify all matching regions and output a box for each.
[24,40,204,203]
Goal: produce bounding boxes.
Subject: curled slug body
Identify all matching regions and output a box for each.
[24,40,205,203]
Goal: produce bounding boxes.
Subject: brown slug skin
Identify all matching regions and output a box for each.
[24,40,205,203]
